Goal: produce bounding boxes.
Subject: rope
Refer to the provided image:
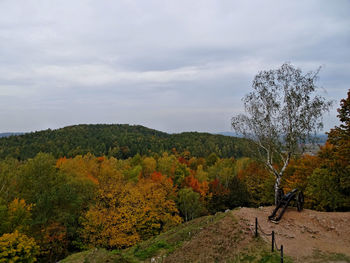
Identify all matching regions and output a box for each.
[274,237,281,251]
[254,218,282,251]
[257,222,273,236]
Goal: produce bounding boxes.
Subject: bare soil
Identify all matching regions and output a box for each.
[234,206,350,262]
[164,212,256,263]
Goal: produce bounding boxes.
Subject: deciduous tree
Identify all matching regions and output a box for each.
[177,188,202,222]
[232,63,332,204]
[306,90,350,211]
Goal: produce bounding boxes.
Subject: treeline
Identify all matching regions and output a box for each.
[0,124,250,160]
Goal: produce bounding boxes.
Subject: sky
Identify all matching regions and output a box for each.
[0,0,349,134]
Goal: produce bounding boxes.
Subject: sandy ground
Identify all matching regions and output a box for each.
[233,206,350,262]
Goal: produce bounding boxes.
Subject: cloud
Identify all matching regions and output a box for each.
[0,0,349,133]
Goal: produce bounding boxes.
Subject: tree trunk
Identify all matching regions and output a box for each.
[274,176,281,205]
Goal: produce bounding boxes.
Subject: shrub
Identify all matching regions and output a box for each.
[0,231,40,263]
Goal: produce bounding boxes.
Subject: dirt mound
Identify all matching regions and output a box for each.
[164,213,255,263]
[234,206,350,262]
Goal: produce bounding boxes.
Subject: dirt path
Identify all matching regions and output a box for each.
[233,207,350,262]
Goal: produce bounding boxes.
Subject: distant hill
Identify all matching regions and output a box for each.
[217,131,328,144]
[217,131,242,137]
[0,124,249,160]
[0,132,24,138]
[314,134,328,144]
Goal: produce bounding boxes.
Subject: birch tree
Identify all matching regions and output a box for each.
[231,63,332,204]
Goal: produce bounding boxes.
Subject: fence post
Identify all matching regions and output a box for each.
[271,231,275,252]
[280,245,283,263]
[255,217,258,237]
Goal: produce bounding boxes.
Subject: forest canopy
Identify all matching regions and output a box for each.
[0,124,250,160]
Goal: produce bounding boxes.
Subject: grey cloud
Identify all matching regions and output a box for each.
[0,0,349,133]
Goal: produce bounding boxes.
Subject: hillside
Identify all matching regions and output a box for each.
[0,124,249,160]
[61,207,350,263]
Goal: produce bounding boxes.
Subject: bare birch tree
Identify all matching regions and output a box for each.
[231,63,332,205]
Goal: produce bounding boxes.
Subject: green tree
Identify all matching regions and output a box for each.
[306,168,344,211]
[326,89,350,199]
[0,198,32,236]
[18,153,96,261]
[0,158,21,203]
[19,153,58,226]
[306,90,350,211]
[207,152,218,166]
[177,188,203,222]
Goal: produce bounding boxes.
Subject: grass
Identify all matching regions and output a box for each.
[228,236,294,263]
[60,248,127,263]
[118,211,228,262]
[133,240,171,260]
[301,249,350,263]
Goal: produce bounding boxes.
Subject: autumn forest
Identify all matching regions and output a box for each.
[0,91,349,262]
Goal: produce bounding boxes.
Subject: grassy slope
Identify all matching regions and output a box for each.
[60,211,292,263]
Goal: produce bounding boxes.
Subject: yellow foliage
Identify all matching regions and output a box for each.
[81,174,181,249]
[81,204,140,249]
[142,157,157,177]
[8,198,33,213]
[56,154,100,185]
[283,155,320,193]
[133,178,182,239]
[0,231,40,263]
[4,198,33,234]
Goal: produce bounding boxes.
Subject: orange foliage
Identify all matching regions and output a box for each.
[97,156,105,163]
[151,171,173,185]
[209,178,229,196]
[178,156,188,165]
[183,175,209,197]
[56,157,67,168]
[284,154,320,192]
[151,171,163,182]
[41,222,68,261]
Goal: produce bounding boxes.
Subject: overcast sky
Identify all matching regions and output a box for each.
[0,0,349,133]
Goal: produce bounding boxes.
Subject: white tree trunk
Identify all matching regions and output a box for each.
[274,176,282,205]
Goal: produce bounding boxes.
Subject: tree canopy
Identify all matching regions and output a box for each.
[0,124,249,160]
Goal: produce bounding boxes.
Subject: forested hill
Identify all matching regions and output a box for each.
[0,132,24,138]
[0,124,249,160]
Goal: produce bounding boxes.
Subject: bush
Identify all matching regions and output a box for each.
[0,231,40,263]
